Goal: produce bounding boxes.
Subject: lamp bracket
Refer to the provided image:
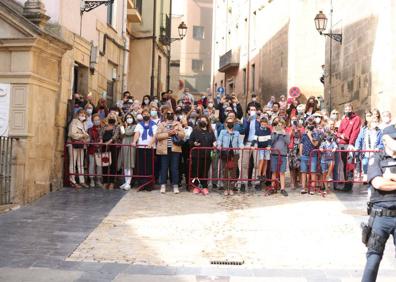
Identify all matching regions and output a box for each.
[81,0,114,14]
[322,32,342,44]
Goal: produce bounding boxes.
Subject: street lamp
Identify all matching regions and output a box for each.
[314,2,342,112]
[177,21,188,40]
[166,21,188,44]
[314,10,342,43]
[165,21,188,92]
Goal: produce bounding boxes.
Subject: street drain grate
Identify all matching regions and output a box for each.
[210,260,245,265]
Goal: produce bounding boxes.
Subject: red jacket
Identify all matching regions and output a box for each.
[337,113,362,145]
[88,125,101,155]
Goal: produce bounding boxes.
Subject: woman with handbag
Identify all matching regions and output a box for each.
[217,117,243,196]
[99,113,120,190]
[189,116,216,195]
[119,114,136,191]
[68,109,90,189]
[155,106,185,194]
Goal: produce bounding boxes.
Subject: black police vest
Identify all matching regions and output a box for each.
[370,155,396,204]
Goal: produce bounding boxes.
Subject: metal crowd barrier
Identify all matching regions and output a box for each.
[188,147,282,193]
[0,136,16,205]
[64,141,155,191]
[307,149,382,195]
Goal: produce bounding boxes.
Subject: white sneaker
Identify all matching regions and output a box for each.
[89,182,95,188]
[120,183,127,190]
[123,184,131,191]
[173,185,180,194]
[160,185,166,194]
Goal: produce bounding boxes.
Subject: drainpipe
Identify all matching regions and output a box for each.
[244,0,251,109]
[166,0,173,91]
[121,0,129,93]
[150,0,157,99]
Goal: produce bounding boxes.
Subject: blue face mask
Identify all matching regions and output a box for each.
[150,110,157,117]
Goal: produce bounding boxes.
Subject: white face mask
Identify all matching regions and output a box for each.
[315,117,321,124]
[137,114,143,121]
[208,103,214,108]
[126,118,133,124]
[252,98,257,102]
[330,114,338,120]
[86,109,93,115]
[94,120,101,126]
[383,117,391,124]
[250,111,256,117]
[144,99,150,105]
[79,115,86,122]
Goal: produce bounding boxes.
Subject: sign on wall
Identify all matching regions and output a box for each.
[0,84,10,136]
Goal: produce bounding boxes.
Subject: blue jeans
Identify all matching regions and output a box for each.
[362,214,396,282]
[159,148,181,186]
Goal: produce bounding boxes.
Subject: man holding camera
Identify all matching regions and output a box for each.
[362,125,396,281]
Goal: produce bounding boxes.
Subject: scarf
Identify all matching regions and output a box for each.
[140,120,155,141]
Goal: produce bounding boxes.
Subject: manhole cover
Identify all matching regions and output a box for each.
[210,260,244,265]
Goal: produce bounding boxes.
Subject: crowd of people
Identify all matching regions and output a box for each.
[66,88,394,196]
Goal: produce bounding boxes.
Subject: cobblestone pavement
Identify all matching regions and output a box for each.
[0,187,395,282]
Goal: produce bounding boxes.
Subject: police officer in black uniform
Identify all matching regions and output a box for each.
[362,124,396,281]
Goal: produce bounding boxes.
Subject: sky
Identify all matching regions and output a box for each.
[172,0,185,16]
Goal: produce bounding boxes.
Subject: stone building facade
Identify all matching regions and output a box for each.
[323,0,396,115]
[127,0,171,99]
[0,0,133,204]
[211,0,326,109]
[0,0,71,203]
[212,0,396,114]
[170,0,213,95]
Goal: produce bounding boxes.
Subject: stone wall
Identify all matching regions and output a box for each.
[326,16,378,115]
[325,0,396,115]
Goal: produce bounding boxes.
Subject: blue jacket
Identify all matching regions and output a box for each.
[217,129,243,151]
[252,126,272,148]
[243,118,260,144]
[355,126,384,151]
[216,121,245,137]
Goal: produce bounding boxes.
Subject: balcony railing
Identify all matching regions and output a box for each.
[219,48,240,72]
[159,14,171,46]
[127,0,142,23]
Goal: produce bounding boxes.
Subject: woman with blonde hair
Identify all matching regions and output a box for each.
[154,106,185,194]
[68,109,90,189]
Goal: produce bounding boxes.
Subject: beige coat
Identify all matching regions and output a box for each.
[155,121,185,155]
[68,118,89,141]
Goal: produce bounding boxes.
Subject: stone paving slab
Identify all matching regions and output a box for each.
[68,189,394,273]
[0,267,83,282]
[0,187,395,281]
[0,188,124,268]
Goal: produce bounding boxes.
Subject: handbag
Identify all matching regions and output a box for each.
[71,139,84,149]
[172,134,185,146]
[95,152,112,167]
